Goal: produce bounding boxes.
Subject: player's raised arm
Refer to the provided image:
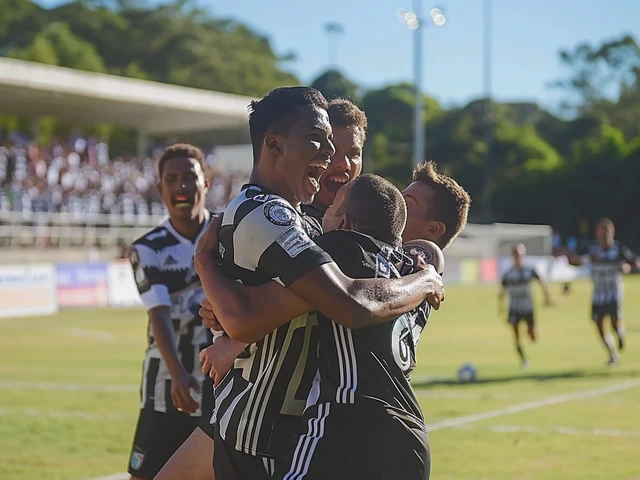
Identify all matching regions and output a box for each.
[195,212,443,343]
[130,245,200,414]
[620,244,640,273]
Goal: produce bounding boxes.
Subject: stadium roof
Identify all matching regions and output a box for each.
[0,57,254,135]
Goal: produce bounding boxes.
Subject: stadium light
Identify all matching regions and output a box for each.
[324,22,345,68]
[397,3,446,168]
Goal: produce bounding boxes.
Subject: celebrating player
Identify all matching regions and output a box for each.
[565,218,640,365]
[499,243,551,369]
[195,86,443,480]
[300,98,366,222]
[126,144,214,480]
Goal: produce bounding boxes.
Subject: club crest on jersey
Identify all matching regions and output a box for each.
[130,447,145,470]
[264,202,296,227]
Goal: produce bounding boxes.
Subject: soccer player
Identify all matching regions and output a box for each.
[273,174,432,479]
[127,144,214,480]
[194,87,443,480]
[565,218,640,365]
[300,98,366,222]
[499,243,551,369]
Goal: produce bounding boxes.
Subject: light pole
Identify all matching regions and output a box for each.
[481,0,493,221]
[398,4,446,168]
[324,22,344,68]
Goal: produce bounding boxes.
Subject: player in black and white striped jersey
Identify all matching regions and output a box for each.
[126,144,214,480]
[565,218,640,365]
[193,86,444,480]
[499,243,551,369]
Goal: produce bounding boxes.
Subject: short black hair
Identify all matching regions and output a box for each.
[248,86,329,164]
[337,173,406,247]
[327,98,368,142]
[158,143,207,178]
[413,161,471,248]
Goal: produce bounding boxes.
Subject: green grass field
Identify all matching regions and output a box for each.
[1,278,639,480]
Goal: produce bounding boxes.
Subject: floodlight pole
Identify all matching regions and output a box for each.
[412,0,425,168]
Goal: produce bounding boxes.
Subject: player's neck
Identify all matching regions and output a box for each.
[249,168,300,207]
[169,210,207,242]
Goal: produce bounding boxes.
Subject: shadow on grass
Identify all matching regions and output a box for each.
[412,368,640,388]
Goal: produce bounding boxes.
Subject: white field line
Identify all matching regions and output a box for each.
[480,424,640,438]
[425,379,640,432]
[0,380,137,393]
[0,407,130,422]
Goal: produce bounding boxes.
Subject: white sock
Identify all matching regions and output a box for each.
[617,325,626,339]
[603,333,618,356]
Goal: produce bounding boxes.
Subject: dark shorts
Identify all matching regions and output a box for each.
[508,311,535,327]
[592,301,621,321]
[212,424,274,480]
[127,408,201,479]
[273,402,431,480]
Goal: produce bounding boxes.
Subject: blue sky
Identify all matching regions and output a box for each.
[37,0,640,109]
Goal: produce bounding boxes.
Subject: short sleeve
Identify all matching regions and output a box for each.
[231,199,333,286]
[129,244,171,310]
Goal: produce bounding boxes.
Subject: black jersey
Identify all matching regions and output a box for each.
[583,242,638,305]
[309,229,429,427]
[501,266,539,314]
[212,184,332,457]
[129,212,213,416]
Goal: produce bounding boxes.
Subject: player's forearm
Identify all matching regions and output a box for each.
[149,314,186,378]
[344,270,438,328]
[195,254,254,338]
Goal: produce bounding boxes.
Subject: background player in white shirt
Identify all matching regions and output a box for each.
[499,243,551,369]
[127,144,214,480]
[565,218,640,365]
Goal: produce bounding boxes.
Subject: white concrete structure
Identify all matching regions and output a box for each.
[0,57,255,154]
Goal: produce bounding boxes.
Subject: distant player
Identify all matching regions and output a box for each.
[499,243,551,369]
[565,218,640,365]
[126,144,214,480]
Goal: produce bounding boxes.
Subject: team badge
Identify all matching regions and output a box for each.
[264,202,296,227]
[130,447,145,470]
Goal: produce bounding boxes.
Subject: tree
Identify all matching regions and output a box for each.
[311,68,361,104]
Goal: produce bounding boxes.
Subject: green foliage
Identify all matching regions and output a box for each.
[311,69,361,104]
[0,4,639,246]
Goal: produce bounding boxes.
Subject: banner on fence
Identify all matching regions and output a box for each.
[0,264,57,318]
[55,262,109,308]
[107,260,143,308]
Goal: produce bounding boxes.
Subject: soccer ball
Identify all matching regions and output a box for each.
[457,363,478,383]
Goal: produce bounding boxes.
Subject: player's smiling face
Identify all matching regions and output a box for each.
[158,157,208,221]
[272,105,335,206]
[314,125,363,209]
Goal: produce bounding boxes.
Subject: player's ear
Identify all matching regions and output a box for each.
[264,133,284,156]
[426,220,446,240]
[340,213,353,230]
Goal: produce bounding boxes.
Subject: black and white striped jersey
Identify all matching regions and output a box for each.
[306,230,428,429]
[583,242,638,305]
[212,184,332,457]
[501,266,539,314]
[129,212,213,416]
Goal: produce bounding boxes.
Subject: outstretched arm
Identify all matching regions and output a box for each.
[195,216,443,344]
[533,270,552,305]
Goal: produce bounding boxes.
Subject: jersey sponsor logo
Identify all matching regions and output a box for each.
[391,315,412,372]
[276,226,313,258]
[252,193,273,202]
[264,201,297,227]
[130,446,145,470]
